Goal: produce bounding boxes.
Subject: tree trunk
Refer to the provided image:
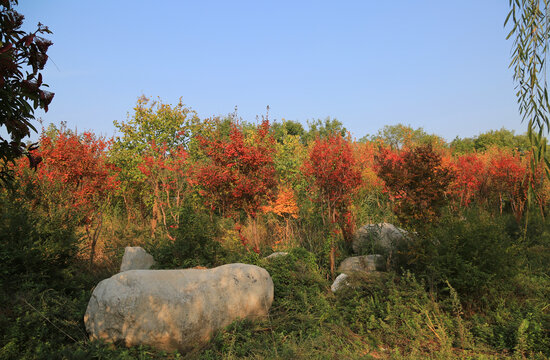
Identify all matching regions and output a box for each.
[89,214,103,268]
[330,244,335,279]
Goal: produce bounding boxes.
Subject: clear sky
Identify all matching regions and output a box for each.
[17,0,523,141]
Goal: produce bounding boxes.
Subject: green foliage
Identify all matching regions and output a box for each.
[271,119,305,143]
[450,128,531,154]
[293,196,331,255]
[363,124,445,149]
[0,192,78,288]
[506,1,550,173]
[110,96,203,223]
[469,274,550,357]
[147,203,228,269]
[303,117,346,144]
[273,126,307,191]
[0,192,83,359]
[0,288,88,360]
[410,209,519,299]
[113,96,200,155]
[201,248,353,359]
[336,272,459,357]
[261,248,329,314]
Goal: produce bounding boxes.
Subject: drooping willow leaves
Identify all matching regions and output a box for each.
[506,0,550,178]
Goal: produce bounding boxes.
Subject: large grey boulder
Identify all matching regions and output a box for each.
[352,223,409,255]
[337,254,386,274]
[85,264,274,352]
[120,246,155,272]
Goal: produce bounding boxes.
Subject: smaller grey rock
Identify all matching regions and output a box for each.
[265,252,288,259]
[331,273,350,292]
[337,254,386,274]
[120,246,155,272]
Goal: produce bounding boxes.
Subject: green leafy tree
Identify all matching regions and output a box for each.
[451,128,531,154]
[363,124,445,149]
[303,117,347,144]
[0,0,54,185]
[271,119,305,143]
[273,125,307,191]
[449,136,476,154]
[475,128,530,152]
[111,96,203,224]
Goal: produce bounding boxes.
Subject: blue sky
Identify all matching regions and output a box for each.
[17,0,522,141]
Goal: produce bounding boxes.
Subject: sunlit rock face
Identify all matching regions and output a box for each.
[331,273,350,293]
[119,246,155,272]
[84,264,274,352]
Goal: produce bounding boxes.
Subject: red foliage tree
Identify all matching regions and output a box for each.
[15,129,118,265]
[376,144,454,227]
[302,134,362,275]
[451,153,487,207]
[303,134,362,236]
[193,120,277,248]
[448,147,548,222]
[137,137,188,239]
[484,148,531,221]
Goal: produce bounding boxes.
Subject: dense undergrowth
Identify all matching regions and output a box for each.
[1,189,549,359]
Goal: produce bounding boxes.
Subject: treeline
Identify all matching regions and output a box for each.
[9,98,546,266]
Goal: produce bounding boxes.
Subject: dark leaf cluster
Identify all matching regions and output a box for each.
[0,0,53,185]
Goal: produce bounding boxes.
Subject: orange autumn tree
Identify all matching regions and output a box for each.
[262,186,299,246]
[353,141,386,222]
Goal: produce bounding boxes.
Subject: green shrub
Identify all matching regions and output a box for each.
[336,272,460,357]
[146,204,228,269]
[0,193,78,291]
[259,248,333,326]
[522,211,550,276]
[469,274,550,356]
[410,209,519,299]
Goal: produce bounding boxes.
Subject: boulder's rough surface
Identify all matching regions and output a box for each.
[265,252,288,259]
[85,264,274,352]
[337,254,386,274]
[120,246,155,272]
[331,273,350,292]
[352,223,409,255]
